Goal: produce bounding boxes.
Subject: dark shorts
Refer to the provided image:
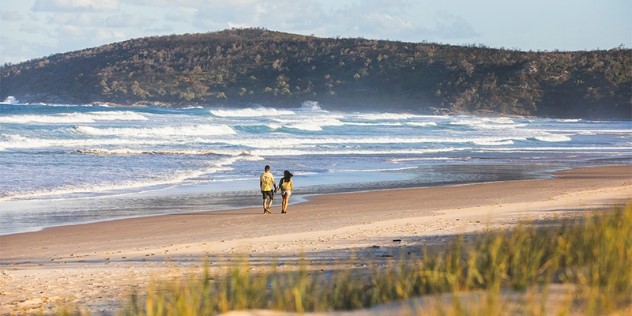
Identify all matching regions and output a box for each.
[262,190,274,200]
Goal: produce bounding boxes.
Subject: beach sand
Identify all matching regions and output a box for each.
[1,165,631,315]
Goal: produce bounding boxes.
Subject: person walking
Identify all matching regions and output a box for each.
[278,170,293,214]
[260,165,277,214]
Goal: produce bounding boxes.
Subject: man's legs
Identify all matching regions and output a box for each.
[262,191,273,214]
[267,195,273,212]
[262,191,271,214]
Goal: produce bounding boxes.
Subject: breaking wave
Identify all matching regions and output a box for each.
[210,107,295,117]
[73,124,235,137]
[0,154,261,201]
[0,111,148,124]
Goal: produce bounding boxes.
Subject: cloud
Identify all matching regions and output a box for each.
[117,0,329,35]
[48,12,104,27]
[359,13,414,37]
[165,7,198,23]
[320,1,417,39]
[124,0,256,7]
[94,28,127,42]
[433,11,479,39]
[19,23,49,35]
[0,33,59,64]
[53,24,127,53]
[0,10,24,22]
[189,0,328,35]
[33,0,119,12]
[256,0,326,31]
[313,1,480,43]
[192,1,261,30]
[106,13,152,28]
[57,24,88,38]
[144,25,176,35]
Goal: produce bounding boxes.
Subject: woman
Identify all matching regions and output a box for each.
[278,170,294,214]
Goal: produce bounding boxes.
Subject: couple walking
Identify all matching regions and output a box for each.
[260,165,293,214]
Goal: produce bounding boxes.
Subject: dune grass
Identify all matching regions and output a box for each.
[61,203,632,315]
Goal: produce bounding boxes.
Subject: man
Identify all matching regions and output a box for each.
[259,165,277,214]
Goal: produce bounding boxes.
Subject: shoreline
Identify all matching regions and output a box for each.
[0,162,583,237]
[0,165,630,314]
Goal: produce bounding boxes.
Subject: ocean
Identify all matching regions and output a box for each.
[1,101,630,235]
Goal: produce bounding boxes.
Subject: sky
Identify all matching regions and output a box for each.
[0,0,630,65]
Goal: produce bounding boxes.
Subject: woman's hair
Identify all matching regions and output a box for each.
[283,170,293,180]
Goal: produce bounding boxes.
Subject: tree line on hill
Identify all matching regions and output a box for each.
[1,28,630,119]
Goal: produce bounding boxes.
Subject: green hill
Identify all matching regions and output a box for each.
[1,28,630,118]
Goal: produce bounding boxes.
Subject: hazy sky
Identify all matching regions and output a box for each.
[1,0,630,65]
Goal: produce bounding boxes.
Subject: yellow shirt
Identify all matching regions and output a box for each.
[260,171,275,191]
[280,178,293,192]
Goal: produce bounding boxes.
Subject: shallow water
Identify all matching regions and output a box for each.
[1,101,630,235]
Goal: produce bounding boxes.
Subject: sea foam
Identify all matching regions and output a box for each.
[74,124,235,137]
[210,107,295,117]
[2,103,631,236]
[0,111,148,124]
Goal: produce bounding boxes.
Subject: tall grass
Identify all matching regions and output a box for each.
[66,203,632,315]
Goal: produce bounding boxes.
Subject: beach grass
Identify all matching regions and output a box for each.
[60,203,632,315]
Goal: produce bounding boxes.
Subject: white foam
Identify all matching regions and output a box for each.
[390,157,461,162]
[533,134,572,142]
[301,100,324,111]
[2,96,18,104]
[283,123,324,131]
[74,148,264,159]
[92,111,149,120]
[75,148,222,156]
[406,122,438,127]
[0,134,162,150]
[479,146,632,152]
[450,116,520,129]
[0,111,149,124]
[0,129,565,152]
[355,113,418,120]
[220,135,526,149]
[545,128,631,135]
[210,107,295,117]
[334,166,419,173]
[343,122,404,127]
[250,147,463,157]
[266,123,283,130]
[74,124,235,137]
[557,119,582,123]
[0,154,258,201]
[472,139,516,146]
[281,117,345,131]
[0,114,90,124]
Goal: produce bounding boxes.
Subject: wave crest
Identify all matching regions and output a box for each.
[74,124,235,137]
[210,107,295,117]
[0,111,148,124]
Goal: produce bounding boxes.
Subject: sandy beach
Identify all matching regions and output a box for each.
[1,165,631,315]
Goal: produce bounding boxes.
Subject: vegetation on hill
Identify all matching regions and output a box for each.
[1,28,630,118]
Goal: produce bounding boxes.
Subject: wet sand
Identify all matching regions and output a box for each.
[0,165,630,314]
